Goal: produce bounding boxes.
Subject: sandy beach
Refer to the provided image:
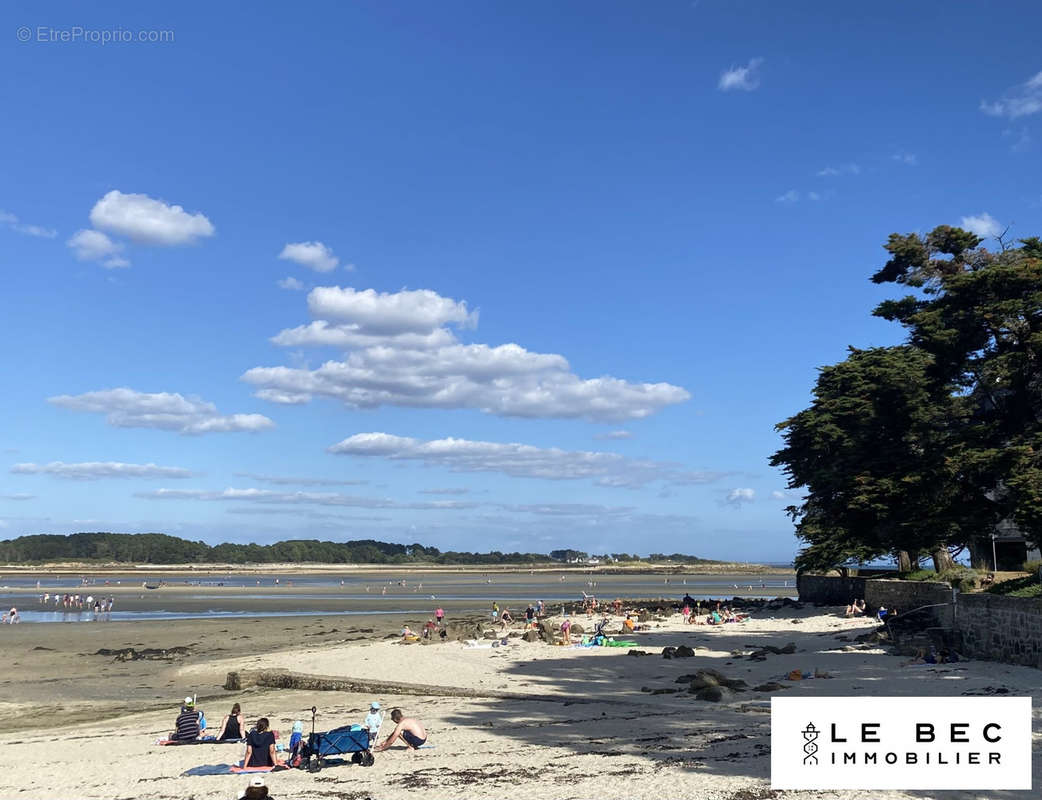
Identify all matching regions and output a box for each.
[0,601,1038,800]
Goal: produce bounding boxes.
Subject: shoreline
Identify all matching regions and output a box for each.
[0,602,1037,799]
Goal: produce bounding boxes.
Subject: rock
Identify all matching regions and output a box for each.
[224,671,241,691]
[483,631,499,640]
[753,682,787,692]
[674,645,695,658]
[693,685,730,702]
[538,620,558,644]
[521,630,541,643]
[570,623,585,636]
[688,674,719,690]
[690,668,748,690]
[791,619,803,624]
[627,649,650,657]
[661,646,676,659]
[779,642,797,654]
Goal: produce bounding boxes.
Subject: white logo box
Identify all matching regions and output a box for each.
[771,696,1032,790]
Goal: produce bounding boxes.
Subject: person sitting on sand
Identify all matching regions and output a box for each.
[172,697,202,741]
[239,776,273,800]
[845,599,866,616]
[374,708,426,752]
[243,717,280,768]
[623,615,636,632]
[400,625,417,640]
[216,702,245,741]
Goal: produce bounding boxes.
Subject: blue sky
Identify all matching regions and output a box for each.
[1,1,1040,561]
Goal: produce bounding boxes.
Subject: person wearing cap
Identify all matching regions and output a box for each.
[239,776,272,800]
[172,697,202,741]
[363,701,383,744]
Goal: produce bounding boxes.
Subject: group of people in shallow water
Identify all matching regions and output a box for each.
[39,593,114,613]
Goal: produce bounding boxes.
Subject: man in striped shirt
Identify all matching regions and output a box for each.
[173,697,202,741]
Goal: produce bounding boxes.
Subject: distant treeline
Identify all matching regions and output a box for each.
[0,532,719,566]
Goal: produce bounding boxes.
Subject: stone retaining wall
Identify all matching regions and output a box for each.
[799,574,1041,667]
[955,593,1042,668]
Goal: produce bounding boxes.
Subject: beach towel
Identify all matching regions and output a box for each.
[230,765,289,774]
[157,736,238,746]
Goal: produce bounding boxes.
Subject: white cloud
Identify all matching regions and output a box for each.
[594,430,633,440]
[724,487,755,507]
[277,276,306,291]
[136,487,476,510]
[419,487,470,495]
[244,285,690,422]
[960,212,1003,239]
[279,241,339,272]
[11,461,193,480]
[67,229,129,268]
[718,58,763,91]
[892,151,918,165]
[980,71,1042,119]
[0,493,35,501]
[775,190,800,204]
[1,210,57,238]
[48,388,275,435]
[328,432,727,489]
[89,190,215,245]
[307,286,478,334]
[817,163,860,177]
[233,472,368,487]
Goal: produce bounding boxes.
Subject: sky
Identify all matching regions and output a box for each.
[1,1,1040,561]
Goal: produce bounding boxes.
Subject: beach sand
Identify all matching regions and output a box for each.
[0,605,1038,799]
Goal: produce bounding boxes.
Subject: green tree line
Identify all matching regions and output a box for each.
[0,532,710,565]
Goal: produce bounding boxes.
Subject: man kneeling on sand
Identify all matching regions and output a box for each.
[374,708,427,752]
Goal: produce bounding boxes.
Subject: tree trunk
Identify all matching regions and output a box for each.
[897,550,912,573]
[930,548,955,573]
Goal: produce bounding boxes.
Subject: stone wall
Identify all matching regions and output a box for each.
[955,593,1042,668]
[799,575,1042,667]
[796,574,867,605]
[863,579,955,628]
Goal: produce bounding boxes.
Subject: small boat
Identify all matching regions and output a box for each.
[144,584,160,590]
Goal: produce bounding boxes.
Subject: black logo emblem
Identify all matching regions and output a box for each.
[802,722,819,765]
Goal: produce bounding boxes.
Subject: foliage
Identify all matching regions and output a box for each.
[0,532,714,566]
[1023,559,1042,574]
[986,573,1042,598]
[774,228,1042,572]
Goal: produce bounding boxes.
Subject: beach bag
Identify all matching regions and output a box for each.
[787,669,803,681]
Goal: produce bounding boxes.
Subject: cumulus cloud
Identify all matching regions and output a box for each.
[960,212,1003,239]
[307,286,478,333]
[595,430,633,440]
[723,487,755,507]
[816,163,860,177]
[89,190,215,245]
[136,487,476,510]
[277,276,306,291]
[48,388,274,435]
[328,432,727,489]
[279,241,339,272]
[67,229,129,268]
[980,70,1042,119]
[233,472,368,487]
[718,58,763,91]
[775,189,800,205]
[244,285,689,422]
[1,210,57,238]
[11,461,193,480]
